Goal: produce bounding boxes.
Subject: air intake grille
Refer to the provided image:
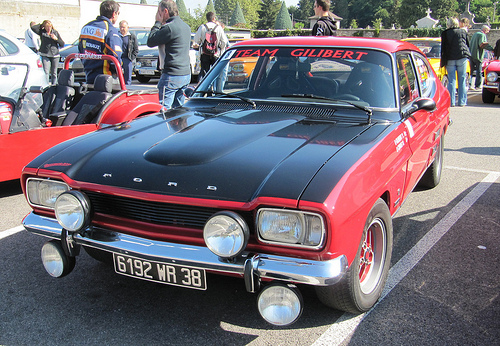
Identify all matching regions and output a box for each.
[215,102,336,119]
[85,191,220,229]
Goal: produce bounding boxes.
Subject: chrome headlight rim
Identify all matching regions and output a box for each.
[257,283,303,326]
[486,71,498,83]
[54,190,91,232]
[26,177,70,210]
[203,211,250,258]
[256,208,326,249]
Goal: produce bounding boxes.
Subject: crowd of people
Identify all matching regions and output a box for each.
[440,17,498,107]
[24,0,499,110]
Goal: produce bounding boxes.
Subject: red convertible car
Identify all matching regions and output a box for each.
[482,54,500,103]
[22,37,450,326]
[0,54,160,182]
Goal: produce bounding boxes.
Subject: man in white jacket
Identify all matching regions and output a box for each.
[194,12,228,81]
[25,21,40,53]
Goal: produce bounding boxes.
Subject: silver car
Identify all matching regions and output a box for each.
[0,30,48,98]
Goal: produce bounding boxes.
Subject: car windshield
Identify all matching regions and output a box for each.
[407,40,441,58]
[130,29,150,46]
[0,63,28,100]
[194,46,396,109]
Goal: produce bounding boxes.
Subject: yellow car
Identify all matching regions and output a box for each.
[403,37,471,88]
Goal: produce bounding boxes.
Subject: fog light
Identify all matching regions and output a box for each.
[204,211,249,258]
[41,240,75,278]
[55,191,91,232]
[257,284,303,326]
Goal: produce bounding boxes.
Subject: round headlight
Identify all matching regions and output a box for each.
[203,211,249,258]
[55,191,91,232]
[257,284,303,326]
[41,240,75,278]
[486,71,498,83]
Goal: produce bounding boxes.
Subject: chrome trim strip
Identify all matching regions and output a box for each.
[23,212,348,287]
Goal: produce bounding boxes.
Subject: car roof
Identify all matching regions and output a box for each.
[402,37,441,42]
[231,36,419,54]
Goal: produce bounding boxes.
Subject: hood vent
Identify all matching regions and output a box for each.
[215,102,336,119]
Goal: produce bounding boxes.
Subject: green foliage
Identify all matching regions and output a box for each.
[257,0,281,30]
[252,28,311,37]
[294,0,315,24]
[274,2,293,30]
[214,0,260,29]
[372,18,383,36]
[177,0,191,20]
[294,22,305,29]
[350,19,358,29]
[405,27,443,38]
[230,2,247,26]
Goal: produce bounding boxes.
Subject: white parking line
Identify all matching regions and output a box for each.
[0,225,24,240]
[313,171,500,346]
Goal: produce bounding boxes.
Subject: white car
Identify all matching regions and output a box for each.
[0,30,48,99]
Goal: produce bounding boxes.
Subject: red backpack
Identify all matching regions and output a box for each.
[201,24,218,56]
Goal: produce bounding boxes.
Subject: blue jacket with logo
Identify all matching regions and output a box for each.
[78,16,122,83]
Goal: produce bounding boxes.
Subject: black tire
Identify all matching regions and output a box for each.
[315,198,393,313]
[84,246,113,264]
[482,88,496,103]
[419,135,444,189]
[136,74,151,84]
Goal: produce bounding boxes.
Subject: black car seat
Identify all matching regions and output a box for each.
[41,69,75,123]
[62,74,113,126]
[343,62,393,107]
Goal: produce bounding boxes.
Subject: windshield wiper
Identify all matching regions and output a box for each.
[281,93,373,124]
[196,90,256,109]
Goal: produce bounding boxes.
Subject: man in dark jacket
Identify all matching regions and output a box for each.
[119,20,139,86]
[441,17,470,106]
[147,0,191,109]
[79,0,122,84]
[312,0,337,36]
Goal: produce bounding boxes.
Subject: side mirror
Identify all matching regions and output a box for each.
[404,98,436,118]
[184,87,195,98]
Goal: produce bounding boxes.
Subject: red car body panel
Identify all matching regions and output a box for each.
[1,55,161,182]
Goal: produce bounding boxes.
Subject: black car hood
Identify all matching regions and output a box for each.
[30,105,389,204]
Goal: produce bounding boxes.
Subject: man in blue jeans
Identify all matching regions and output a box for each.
[147,0,191,109]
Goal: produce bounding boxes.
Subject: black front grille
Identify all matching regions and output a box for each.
[85,191,220,229]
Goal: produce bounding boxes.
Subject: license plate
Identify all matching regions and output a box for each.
[113,253,207,290]
[138,68,156,75]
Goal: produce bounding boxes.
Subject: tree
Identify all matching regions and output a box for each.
[256,0,281,29]
[140,0,148,4]
[214,0,260,28]
[429,0,459,22]
[230,2,247,26]
[177,0,191,20]
[275,1,293,29]
[206,0,216,15]
[332,0,350,28]
[398,0,430,28]
[294,0,315,25]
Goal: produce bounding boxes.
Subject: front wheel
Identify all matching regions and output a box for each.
[315,198,393,313]
[418,135,444,189]
[482,88,496,103]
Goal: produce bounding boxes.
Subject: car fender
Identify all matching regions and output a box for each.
[99,92,161,125]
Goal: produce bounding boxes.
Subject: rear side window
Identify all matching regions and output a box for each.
[0,35,20,56]
[413,53,435,98]
[397,53,419,107]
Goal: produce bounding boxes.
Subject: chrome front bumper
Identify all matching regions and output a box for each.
[23,212,348,291]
